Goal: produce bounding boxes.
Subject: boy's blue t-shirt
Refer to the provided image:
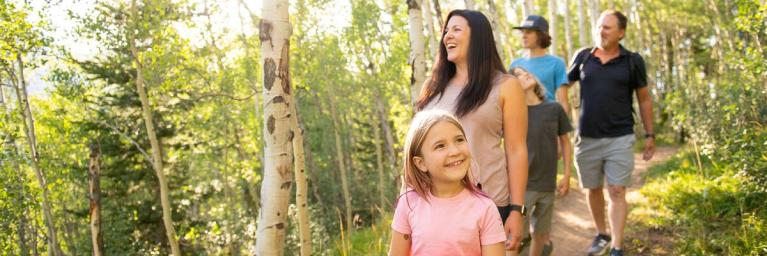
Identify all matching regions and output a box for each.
[509,54,568,101]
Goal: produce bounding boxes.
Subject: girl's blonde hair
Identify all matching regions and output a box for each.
[511,67,547,101]
[402,109,482,200]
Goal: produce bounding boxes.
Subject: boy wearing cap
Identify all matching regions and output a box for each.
[509,15,570,256]
[509,15,571,113]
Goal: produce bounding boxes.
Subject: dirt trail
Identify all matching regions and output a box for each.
[547,146,678,255]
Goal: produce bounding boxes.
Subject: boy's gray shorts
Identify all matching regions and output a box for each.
[522,191,555,236]
[574,134,635,188]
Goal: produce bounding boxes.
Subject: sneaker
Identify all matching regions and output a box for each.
[609,248,624,256]
[587,233,612,255]
[541,240,553,256]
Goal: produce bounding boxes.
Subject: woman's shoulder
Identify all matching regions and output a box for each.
[493,73,516,85]
[494,73,522,98]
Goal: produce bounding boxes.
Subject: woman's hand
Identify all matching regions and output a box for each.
[504,212,523,251]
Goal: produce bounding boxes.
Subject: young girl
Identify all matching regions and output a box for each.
[511,67,573,256]
[389,110,506,256]
[417,9,529,250]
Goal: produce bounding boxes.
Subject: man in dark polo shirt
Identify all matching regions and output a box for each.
[565,10,655,256]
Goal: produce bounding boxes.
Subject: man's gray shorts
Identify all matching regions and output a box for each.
[574,134,635,188]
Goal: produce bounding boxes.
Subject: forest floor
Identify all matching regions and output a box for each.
[547,146,679,256]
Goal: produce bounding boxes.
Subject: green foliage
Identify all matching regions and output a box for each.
[634,149,767,255]
[330,212,392,256]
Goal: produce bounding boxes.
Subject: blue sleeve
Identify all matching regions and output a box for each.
[508,59,520,72]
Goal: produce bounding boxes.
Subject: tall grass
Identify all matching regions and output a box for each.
[630,149,767,255]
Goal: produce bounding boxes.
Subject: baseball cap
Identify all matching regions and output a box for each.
[513,15,549,33]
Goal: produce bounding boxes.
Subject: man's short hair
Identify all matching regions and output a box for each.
[600,10,628,30]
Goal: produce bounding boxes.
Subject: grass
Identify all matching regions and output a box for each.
[627,148,767,255]
[330,212,391,256]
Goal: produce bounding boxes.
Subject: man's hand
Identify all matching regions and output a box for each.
[504,212,523,251]
[557,175,571,197]
[643,138,655,161]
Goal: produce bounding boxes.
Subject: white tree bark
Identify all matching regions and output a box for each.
[128,1,182,254]
[465,0,475,9]
[10,54,63,256]
[289,93,311,256]
[548,0,558,55]
[578,0,587,48]
[255,0,295,254]
[524,0,534,17]
[407,0,427,106]
[422,0,439,62]
[88,142,103,256]
[487,0,506,62]
[564,0,574,61]
[329,96,352,233]
[589,0,599,45]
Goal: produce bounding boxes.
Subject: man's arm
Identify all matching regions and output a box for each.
[636,86,655,160]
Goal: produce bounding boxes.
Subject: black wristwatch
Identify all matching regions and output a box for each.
[644,133,655,139]
[510,204,527,216]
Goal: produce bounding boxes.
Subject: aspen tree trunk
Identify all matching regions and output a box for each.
[31,215,39,256]
[128,1,181,255]
[433,0,443,30]
[548,0,558,55]
[524,0,534,17]
[564,0,574,61]
[465,0,475,9]
[88,142,103,256]
[589,0,599,44]
[407,0,427,106]
[10,54,63,256]
[578,0,587,48]
[289,93,311,256]
[329,97,352,233]
[371,89,387,208]
[423,0,439,61]
[1,86,29,256]
[255,0,295,254]
[487,0,506,62]
[375,95,398,183]
[631,0,645,52]
[609,0,615,9]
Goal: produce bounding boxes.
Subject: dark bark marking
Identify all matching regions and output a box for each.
[267,115,276,135]
[279,39,291,95]
[259,20,273,48]
[272,95,284,104]
[263,58,276,91]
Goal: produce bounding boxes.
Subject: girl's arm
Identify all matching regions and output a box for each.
[498,75,529,250]
[481,242,506,256]
[557,134,573,197]
[388,230,411,256]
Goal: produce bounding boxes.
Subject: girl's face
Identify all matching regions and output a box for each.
[413,121,471,187]
[512,68,537,91]
[443,16,471,64]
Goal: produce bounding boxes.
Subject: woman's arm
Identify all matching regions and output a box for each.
[498,76,529,251]
[388,230,411,256]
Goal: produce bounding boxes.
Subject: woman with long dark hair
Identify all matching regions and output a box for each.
[415,9,529,252]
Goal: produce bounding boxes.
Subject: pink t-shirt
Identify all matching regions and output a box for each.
[391,188,506,255]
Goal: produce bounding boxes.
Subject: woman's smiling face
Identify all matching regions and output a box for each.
[443,16,471,64]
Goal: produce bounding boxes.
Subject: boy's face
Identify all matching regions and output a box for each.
[520,29,540,49]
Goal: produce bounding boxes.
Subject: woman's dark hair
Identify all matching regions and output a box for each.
[415,9,506,118]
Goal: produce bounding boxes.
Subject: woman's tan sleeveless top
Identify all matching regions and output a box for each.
[423,76,510,206]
